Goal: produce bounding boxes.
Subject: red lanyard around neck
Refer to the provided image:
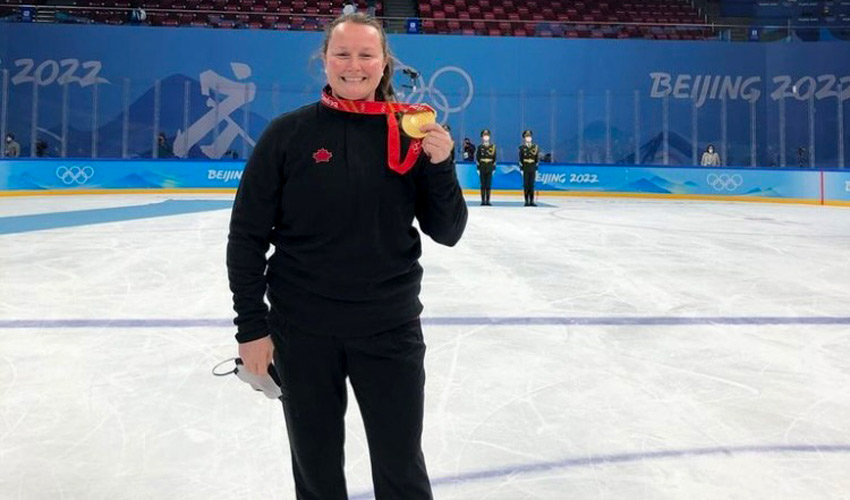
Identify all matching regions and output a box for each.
[320,87,435,175]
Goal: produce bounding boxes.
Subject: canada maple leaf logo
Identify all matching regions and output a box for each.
[313,148,333,163]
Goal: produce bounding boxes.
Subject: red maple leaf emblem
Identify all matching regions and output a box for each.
[313,148,333,163]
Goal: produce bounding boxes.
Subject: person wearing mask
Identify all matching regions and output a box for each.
[518,129,539,206]
[4,133,20,158]
[475,129,496,206]
[700,144,721,167]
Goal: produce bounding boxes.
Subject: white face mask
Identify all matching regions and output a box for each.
[525,137,532,143]
[482,136,490,143]
[5,137,10,143]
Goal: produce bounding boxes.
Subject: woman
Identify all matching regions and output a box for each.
[227,13,467,500]
[701,144,721,167]
[4,133,20,158]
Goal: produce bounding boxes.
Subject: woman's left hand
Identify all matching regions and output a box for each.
[419,123,454,164]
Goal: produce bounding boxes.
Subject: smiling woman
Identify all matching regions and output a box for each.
[226,12,468,500]
[322,18,390,102]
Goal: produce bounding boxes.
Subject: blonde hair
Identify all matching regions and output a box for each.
[321,13,396,102]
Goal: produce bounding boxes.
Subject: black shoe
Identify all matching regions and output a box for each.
[530,202,537,207]
[480,202,486,206]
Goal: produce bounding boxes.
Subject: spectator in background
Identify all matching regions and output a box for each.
[700,144,721,166]
[797,146,809,168]
[128,2,146,24]
[4,133,20,158]
[35,139,48,157]
[342,2,356,15]
[157,133,172,158]
[366,0,377,17]
[462,137,475,161]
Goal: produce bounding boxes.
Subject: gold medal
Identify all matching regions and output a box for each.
[401,111,436,138]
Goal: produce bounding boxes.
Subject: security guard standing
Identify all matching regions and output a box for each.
[519,129,539,206]
[476,129,496,206]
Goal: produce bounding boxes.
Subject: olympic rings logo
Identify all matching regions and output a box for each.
[56,165,95,185]
[395,62,475,122]
[706,173,743,191]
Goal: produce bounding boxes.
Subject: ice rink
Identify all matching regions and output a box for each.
[1,193,849,499]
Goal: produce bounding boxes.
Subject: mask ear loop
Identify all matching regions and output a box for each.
[212,357,239,377]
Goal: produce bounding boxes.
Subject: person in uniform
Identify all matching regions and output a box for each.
[475,129,496,206]
[227,12,467,500]
[519,129,539,206]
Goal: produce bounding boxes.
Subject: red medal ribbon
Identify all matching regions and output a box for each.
[320,87,435,175]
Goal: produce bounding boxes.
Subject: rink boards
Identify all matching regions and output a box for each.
[1,159,849,206]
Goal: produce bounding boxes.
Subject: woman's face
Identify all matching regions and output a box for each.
[324,22,386,101]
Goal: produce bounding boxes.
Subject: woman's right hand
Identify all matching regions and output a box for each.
[239,335,275,376]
